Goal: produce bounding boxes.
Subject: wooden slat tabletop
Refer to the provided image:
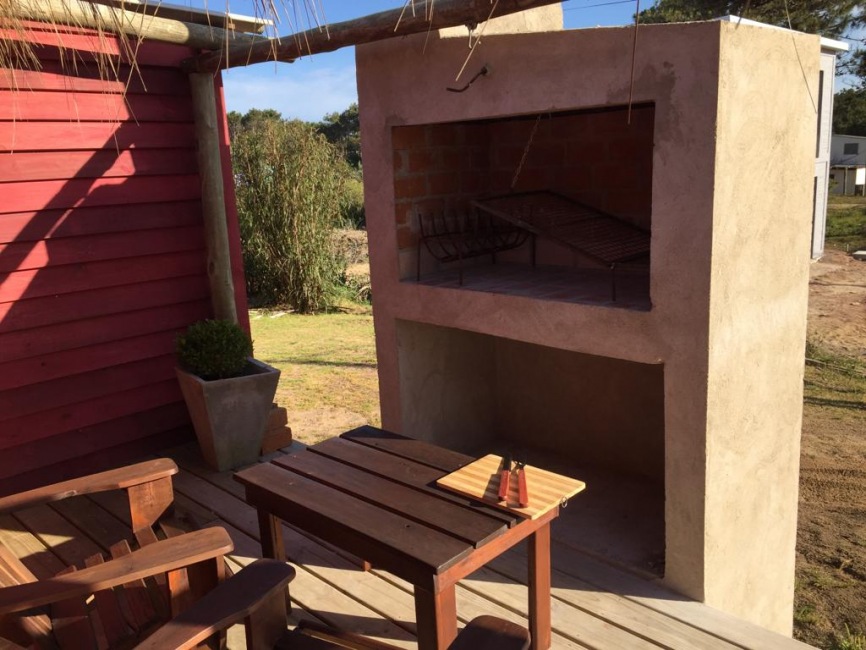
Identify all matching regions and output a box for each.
[234,428,540,591]
[273,452,506,548]
[235,462,474,582]
[341,426,473,473]
[309,437,518,528]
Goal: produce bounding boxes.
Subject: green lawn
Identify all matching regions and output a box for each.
[826,195,866,251]
[249,305,380,443]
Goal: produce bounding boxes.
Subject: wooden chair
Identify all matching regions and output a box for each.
[0,461,530,650]
[134,558,531,650]
[0,459,233,649]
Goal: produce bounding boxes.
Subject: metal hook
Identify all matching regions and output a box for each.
[446,64,490,93]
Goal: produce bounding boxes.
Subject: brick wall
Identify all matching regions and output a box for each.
[392,122,490,254]
[488,105,655,229]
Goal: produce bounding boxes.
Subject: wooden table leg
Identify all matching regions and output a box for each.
[258,511,285,561]
[257,510,291,616]
[528,523,552,650]
[414,585,457,650]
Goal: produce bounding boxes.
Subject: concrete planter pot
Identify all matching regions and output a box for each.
[176,358,280,471]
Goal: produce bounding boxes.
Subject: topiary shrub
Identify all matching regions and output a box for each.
[175,319,253,380]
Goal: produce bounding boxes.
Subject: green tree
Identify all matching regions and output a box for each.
[833,88,866,136]
[227,110,243,140]
[240,108,283,129]
[317,103,361,169]
[638,0,861,39]
[315,103,365,227]
[228,108,283,140]
[232,119,347,313]
[840,48,866,86]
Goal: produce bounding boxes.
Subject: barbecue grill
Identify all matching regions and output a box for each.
[416,191,650,300]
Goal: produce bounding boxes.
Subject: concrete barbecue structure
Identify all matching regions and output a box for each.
[358,9,819,635]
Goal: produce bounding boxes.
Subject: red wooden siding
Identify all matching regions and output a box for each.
[0,122,197,150]
[0,27,248,493]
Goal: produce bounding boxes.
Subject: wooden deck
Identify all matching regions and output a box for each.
[0,443,815,650]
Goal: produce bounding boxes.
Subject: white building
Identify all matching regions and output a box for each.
[830,134,866,196]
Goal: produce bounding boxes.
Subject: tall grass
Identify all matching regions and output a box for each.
[834,626,866,650]
[826,198,866,251]
[233,120,347,313]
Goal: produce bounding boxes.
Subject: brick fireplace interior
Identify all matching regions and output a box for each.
[393,104,654,310]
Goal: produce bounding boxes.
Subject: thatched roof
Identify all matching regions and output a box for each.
[0,0,274,78]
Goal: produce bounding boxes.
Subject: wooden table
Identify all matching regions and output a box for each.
[234,426,559,650]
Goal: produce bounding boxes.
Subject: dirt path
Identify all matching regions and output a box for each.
[808,248,866,359]
[796,249,866,648]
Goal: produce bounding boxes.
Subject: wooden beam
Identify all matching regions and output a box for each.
[189,73,239,324]
[11,0,267,50]
[184,0,562,73]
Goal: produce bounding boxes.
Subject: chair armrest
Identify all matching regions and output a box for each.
[0,527,231,615]
[132,559,296,650]
[0,459,178,515]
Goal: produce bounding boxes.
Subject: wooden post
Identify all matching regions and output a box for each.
[189,72,239,324]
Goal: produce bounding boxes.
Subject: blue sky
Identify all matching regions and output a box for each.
[209,1,639,121]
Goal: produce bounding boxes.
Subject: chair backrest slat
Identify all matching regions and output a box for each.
[49,567,96,650]
[83,554,132,648]
[107,542,157,633]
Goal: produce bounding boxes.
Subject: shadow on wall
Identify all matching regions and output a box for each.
[0,30,215,493]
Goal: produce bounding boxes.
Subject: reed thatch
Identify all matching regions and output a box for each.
[1,0,561,79]
[0,0,307,83]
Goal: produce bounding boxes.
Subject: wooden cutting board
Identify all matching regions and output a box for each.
[436,454,586,519]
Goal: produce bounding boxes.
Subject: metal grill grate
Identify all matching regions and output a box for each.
[472,191,650,265]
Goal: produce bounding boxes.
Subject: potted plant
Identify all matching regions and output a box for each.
[175,319,280,471]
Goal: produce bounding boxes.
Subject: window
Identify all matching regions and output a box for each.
[844,143,859,155]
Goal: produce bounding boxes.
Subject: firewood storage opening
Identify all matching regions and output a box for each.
[393,103,654,310]
[397,320,666,576]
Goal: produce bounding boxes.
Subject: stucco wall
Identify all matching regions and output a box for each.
[397,321,665,481]
[494,338,665,482]
[357,20,819,634]
[701,21,817,631]
[438,4,562,38]
[396,320,498,451]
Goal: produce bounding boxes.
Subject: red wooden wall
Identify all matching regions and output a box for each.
[0,23,248,494]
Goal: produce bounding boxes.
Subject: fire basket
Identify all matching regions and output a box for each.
[416,209,531,285]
